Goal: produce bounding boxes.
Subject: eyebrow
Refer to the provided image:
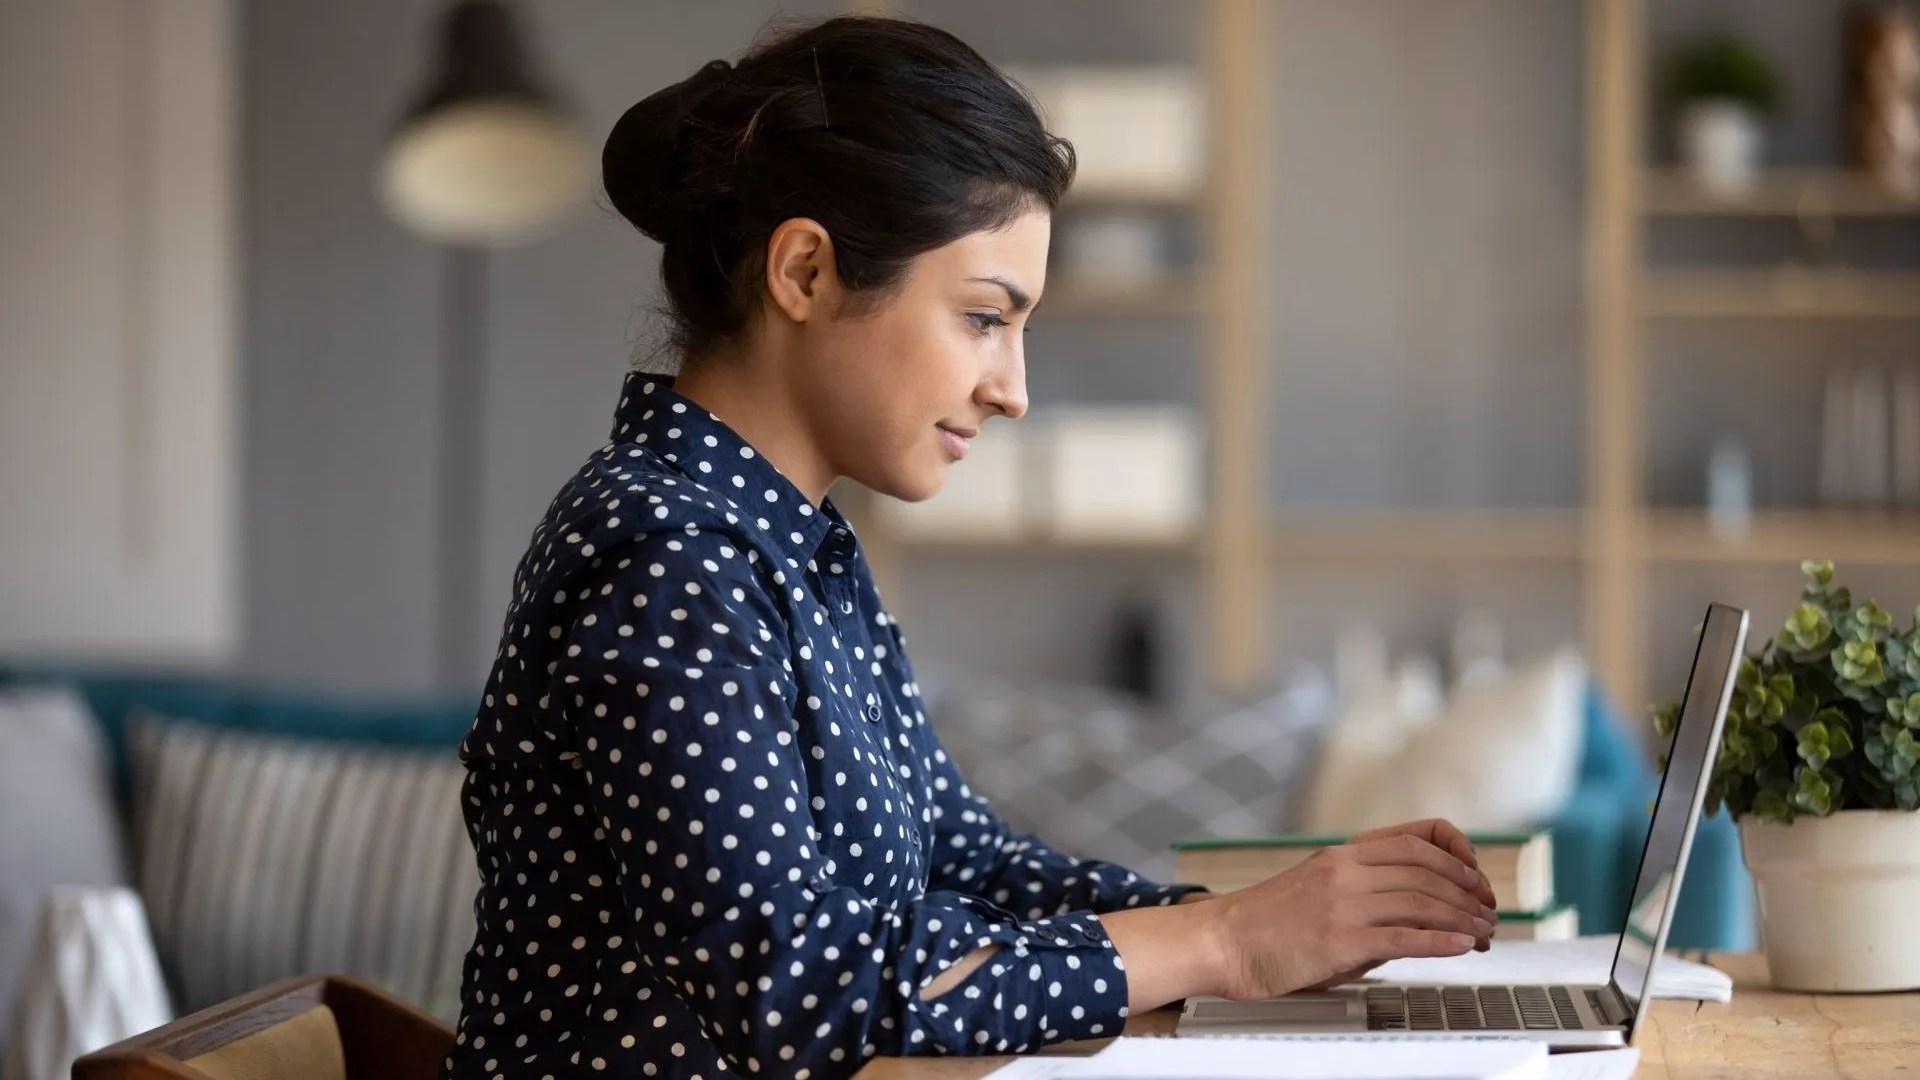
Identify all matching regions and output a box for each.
[966,275,1036,314]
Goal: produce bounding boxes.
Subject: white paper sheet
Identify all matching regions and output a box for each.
[1023,1036,1548,1080]
[1369,936,1731,1002]
[1545,1048,1640,1080]
[980,1058,1091,1080]
[980,1040,1637,1080]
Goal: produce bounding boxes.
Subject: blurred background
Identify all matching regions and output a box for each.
[2,0,1918,1068]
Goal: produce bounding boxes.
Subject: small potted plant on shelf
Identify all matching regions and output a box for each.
[1665,33,1785,196]
[1654,561,1920,991]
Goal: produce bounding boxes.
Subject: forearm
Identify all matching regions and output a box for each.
[1097,893,1226,1013]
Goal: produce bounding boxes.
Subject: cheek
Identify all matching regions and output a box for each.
[847,313,974,429]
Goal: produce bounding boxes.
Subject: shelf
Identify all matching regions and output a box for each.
[1642,168,1920,218]
[887,511,1587,564]
[1268,510,1585,564]
[891,530,1199,557]
[1642,511,1920,566]
[1039,273,1203,318]
[1641,269,1920,320]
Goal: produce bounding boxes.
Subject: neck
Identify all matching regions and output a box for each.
[671,353,836,507]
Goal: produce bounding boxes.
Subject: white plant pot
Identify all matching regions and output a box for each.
[1741,810,1920,992]
[1679,100,1765,197]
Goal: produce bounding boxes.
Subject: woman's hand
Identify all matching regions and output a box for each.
[1204,820,1498,1001]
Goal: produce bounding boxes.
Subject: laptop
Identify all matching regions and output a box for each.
[1176,602,1750,1050]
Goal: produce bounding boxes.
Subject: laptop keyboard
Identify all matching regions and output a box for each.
[1364,986,1601,1031]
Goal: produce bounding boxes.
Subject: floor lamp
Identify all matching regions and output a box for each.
[376,0,588,689]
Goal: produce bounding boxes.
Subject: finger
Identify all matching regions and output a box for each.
[1347,834,1484,894]
[1426,818,1481,872]
[1360,891,1494,942]
[1358,926,1478,964]
[1428,824,1500,911]
[1363,864,1496,924]
[1350,817,1447,849]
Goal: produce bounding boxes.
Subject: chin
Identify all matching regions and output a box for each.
[862,462,946,504]
[887,471,946,504]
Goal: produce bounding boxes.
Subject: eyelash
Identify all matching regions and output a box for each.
[965,312,1029,336]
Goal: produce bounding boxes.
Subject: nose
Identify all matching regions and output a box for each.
[977,341,1028,421]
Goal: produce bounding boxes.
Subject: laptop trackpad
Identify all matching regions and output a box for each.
[1183,993,1367,1034]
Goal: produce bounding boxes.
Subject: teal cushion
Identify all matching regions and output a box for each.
[0,661,475,803]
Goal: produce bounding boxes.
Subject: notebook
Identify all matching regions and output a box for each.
[1366,936,1733,1003]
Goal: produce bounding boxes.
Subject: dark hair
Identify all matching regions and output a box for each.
[603,15,1075,362]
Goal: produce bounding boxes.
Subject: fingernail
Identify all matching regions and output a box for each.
[1449,934,1476,951]
[1474,918,1494,936]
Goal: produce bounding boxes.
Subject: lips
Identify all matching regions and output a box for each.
[936,424,973,461]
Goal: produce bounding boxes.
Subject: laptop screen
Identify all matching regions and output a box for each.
[1606,603,1747,1033]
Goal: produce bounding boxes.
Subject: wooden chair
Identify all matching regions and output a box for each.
[71,975,454,1080]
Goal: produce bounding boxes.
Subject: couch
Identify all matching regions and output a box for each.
[0,657,1754,1051]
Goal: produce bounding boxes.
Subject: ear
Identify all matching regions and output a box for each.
[762,217,840,325]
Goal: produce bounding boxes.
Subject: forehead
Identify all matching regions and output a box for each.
[915,208,1051,284]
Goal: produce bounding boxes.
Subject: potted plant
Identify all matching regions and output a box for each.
[1654,561,1920,991]
[1665,34,1785,196]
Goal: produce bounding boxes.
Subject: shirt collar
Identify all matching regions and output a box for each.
[610,370,840,564]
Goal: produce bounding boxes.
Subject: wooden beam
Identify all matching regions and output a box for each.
[1584,0,1647,713]
[1202,0,1275,694]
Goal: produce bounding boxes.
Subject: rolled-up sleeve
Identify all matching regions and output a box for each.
[558,527,1135,1071]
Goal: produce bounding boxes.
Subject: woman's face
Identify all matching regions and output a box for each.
[797,208,1049,504]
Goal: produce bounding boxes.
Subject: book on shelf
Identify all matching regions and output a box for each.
[1173,830,1555,914]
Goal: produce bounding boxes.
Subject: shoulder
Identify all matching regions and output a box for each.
[519,440,785,593]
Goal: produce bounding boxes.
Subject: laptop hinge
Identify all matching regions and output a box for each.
[1599,984,1633,1028]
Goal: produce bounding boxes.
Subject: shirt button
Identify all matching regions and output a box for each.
[865,704,883,722]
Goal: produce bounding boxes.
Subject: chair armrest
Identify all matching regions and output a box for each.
[325,976,454,1080]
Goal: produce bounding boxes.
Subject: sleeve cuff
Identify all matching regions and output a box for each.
[906,908,1131,1055]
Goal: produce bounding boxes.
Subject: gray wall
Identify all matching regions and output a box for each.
[241,0,823,694]
[241,0,1916,702]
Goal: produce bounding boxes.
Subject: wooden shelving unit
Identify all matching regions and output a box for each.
[1267,511,1584,565]
[1587,0,1920,712]
[850,0,1275,694]
[1642,167,1920,218]
[1643,511,1920,566]
[849,0,1918,703]
[1642,269,1920,320]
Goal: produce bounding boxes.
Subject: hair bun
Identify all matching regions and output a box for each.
[604,60,736,245]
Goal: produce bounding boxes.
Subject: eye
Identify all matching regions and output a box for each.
[964,311,1010,336]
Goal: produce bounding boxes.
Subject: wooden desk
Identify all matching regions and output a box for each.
[855,954,1920,1079]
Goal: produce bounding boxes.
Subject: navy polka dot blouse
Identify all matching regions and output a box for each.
[442,371,1207,1080]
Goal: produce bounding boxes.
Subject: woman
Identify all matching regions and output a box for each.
[443,15,1498,1080]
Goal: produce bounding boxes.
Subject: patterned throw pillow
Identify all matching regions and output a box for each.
[128,713,475,1016]
[929,676,1337,884]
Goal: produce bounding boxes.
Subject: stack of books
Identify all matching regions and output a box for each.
[1172,830,1576,941]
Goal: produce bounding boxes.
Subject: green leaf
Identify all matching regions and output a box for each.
[1828,720,1856,759]
[1791,767,1834,816]
[1797,721,1831,770]
[1768,674,1795,706]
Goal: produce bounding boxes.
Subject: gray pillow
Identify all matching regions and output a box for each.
[127,712,475,1016]
[0,688,130,1050]
[930,673,1337,883]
